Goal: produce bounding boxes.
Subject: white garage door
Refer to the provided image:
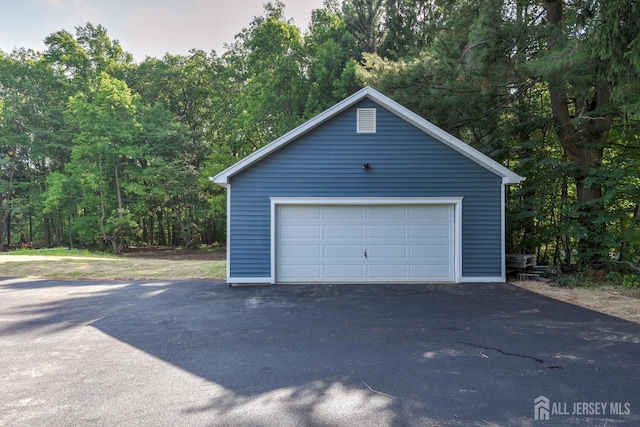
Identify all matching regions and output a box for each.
[276,204,455,283]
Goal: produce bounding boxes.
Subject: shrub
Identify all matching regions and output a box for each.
[607,272,640,289]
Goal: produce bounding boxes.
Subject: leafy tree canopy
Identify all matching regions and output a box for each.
[1,1,639,272]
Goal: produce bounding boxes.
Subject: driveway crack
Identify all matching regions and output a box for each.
[456,341,562,369]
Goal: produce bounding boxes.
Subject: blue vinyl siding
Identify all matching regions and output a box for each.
[229,99,503,279]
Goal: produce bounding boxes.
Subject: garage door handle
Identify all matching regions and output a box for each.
[364,250,367,258]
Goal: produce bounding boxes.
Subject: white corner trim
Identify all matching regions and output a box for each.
[270,200,277,284]
[225,184,231,282]
[453,201,463,283]
[500,183,507,282]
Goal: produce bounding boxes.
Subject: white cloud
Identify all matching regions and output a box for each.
[2,0,325,60]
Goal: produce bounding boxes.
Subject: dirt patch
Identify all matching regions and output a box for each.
[121,246,226,261]
[512,280,640,325]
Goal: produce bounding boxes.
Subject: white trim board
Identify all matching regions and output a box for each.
[225,184,231,282]
[460,277,505,283]
[226,277,272,285]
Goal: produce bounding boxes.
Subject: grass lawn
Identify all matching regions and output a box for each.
[0,248,226,281]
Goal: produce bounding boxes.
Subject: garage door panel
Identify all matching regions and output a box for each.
[410,264,452,277]
[367,264,408,278]
[324,265,364,278]
[367,206,406,219]
[410,205,450,219]
[323,206,364,219]
[410,225,451,239]
[280,264,322,280]
[280,225,321,239]
[324,225,363,238]
[280,245,321,259]
[280,206,322,219]
[410,245,452,259]
[324,245,363,259]
[367,225,406,238]
[367,245,407,259]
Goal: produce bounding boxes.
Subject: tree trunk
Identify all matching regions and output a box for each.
[51,218,62,247]
[574,172,606,261]
[545,0,612,264]
[156,210,167,246]
[110,237,120,255]
[98,156,109,248]
[111,163,123,255]
[141,217,148,243]
[68,218,74,250]
[559,172,570,268]
[149,214,155,246]
[6,213,11,248]
[44,216,52,247]
[0,193,5,252]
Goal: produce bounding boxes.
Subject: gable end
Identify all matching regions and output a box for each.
[212,86,524,186]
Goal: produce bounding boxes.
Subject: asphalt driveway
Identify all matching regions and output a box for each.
[1,278,639,426]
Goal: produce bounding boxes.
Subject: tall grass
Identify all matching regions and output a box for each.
[0,248,226,280]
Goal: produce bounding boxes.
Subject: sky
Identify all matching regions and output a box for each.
[0,0,326,61]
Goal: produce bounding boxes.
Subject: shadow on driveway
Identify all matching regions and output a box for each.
[1,278,639,426]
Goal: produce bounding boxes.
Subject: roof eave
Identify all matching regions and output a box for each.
[502,174,526,185]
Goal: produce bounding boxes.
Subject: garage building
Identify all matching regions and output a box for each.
[212,87,524,284]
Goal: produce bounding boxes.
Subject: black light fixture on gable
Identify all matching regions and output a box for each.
[362,163,372,171]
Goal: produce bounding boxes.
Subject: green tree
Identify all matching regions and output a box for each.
[38,24,137,249]
[358,0,640,267]
[44,23,133,86]
[380,0,442,59]
[129,50,222,246]
[43,172,79,247]
[0,48,70,249]
[538,0,640,262]
[133,102,203,247]
[66,72,141,254]
[341,0,386,56]
[222,1,307,154]
[303,7,361,115]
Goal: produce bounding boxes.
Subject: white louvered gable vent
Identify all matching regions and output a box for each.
[357,108,376,133]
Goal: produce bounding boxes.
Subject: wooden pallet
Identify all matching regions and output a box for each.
[506,254,536,270]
